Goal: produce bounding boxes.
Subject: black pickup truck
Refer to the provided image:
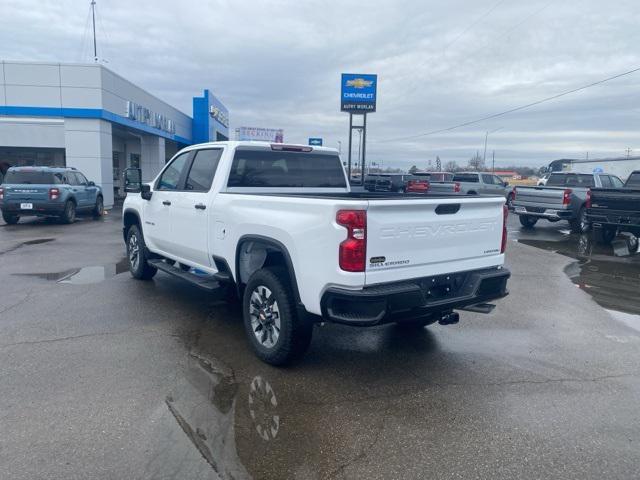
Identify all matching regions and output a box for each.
[587,171,640,244]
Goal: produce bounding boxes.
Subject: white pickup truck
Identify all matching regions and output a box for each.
[122,141,510,365]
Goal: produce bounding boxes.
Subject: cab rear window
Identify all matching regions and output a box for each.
[626,172,640,188]
[227,149,346,188]
[3,170,62,184]
[547,174,595,187]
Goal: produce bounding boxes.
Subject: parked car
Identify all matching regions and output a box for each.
[122,141,510,365]
[587,170,640,244]
[405,172,455,194]
[377,173,415,192]
[513,172,623,233]
[0,166,104,224]
[426,172,514,207]
[537,173,551,186]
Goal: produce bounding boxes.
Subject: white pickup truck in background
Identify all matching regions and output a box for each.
[122,142,510,365]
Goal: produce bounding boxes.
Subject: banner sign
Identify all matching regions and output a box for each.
[308,138,323,146]
[341,73,377,113]
[235,126,284,143]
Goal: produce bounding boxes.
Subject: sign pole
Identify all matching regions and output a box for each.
[347,113,353,179]
[361,113,367,184]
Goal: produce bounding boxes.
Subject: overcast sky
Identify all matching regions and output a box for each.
[2,0,640,169]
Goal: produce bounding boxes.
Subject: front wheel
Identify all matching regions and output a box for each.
[243,267,313,365]
[92,195,104,218]
[2,211,19,225]
[506,193,514,209]
[126,225,157,280]
[519,215,538,228]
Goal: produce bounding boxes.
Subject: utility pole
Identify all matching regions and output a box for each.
[626,147,632,158]
[483,132,489,163]
[492,150,495,173]
[91,0,98,62]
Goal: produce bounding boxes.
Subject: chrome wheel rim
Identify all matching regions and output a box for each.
[249,286,281,349]
[128,233,140,270]
[580,210,588,232]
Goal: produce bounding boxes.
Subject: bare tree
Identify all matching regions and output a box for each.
[444,160,459,172]
[467,151,485,171]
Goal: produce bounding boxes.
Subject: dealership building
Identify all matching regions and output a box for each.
[0,61,229,207]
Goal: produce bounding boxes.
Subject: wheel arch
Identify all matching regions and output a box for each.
[123,208,142,241]
[235,235,301,304]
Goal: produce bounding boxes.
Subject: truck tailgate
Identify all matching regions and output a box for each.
[591,188,640,212]
[365,196,505,285]
[515,186,565,207]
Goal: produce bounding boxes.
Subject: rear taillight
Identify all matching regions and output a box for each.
[585,189,592,209]
[453,182,461,193]
[562,188,572,206]
[0,187,4,201]
[512,187,517,201]
[336,209,367,272]
[501,204,508,253]
[49,188,60,200]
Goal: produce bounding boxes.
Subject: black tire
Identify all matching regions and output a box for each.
[243,266,313,366]
[593,225,617,245]
[468,191,478,195]
[519,215,538,228]
[92,195,104,218]
[2,211,19,225]
[569,206,590,234]
[126,224,157,280]
[61,200,76,224]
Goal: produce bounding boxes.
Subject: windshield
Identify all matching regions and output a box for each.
[227,149,346,188]
[3,170,62,184]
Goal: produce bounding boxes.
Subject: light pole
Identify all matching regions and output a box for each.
[483,127,503,164]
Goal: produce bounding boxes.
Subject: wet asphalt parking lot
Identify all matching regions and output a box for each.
[1,209,639,480]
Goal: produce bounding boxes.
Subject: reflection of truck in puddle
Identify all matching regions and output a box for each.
[518,235,640,315]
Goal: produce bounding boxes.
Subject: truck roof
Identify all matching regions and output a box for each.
[8,166,77,173]
[180,141,339,154]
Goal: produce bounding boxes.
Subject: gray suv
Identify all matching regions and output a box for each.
[0,166,104,224]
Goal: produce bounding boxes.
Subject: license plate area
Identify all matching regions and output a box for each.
[20,203,33,210]
[418,272,468,301]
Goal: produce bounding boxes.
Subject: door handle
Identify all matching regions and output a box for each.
[195,203,206,210]
[162,200,171,206]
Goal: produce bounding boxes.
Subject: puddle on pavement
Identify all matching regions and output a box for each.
[517,233,640,316]
[14,257,129,285]
[0,237,55,256]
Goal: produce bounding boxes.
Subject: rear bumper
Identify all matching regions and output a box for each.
[513,204,573,220]
[1,202,65,216]
[587,208,640,229]
[320,266,510,326]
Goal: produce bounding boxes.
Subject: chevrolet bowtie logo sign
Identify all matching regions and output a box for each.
[345,78,373,89]
[341,73,377,113]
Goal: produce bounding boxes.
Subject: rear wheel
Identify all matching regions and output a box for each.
[243,267,313,365]
[593,225,617,245]
[2,211,19,224]
[506,193,514,209]
[570,206,590,233]
[126,225,157,280]
[61,200,76,224]
[92,195,104,218]
[519,215,538,228]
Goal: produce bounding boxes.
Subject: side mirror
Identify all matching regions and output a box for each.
[503,181,509,187]
[87,181,95,187]
[124,168,142,193]
[141,184,152,201]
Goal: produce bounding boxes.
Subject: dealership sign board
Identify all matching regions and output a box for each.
[235,127,284,143]
[308,138,323,146]
[125,100,176,134]
[341,73,377,113]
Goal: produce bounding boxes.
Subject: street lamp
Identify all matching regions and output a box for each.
[483,127,503,165]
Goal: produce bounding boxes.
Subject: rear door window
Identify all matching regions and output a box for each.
[185,149,223,192]
[452,173,479,183]
[611,176,624,188]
